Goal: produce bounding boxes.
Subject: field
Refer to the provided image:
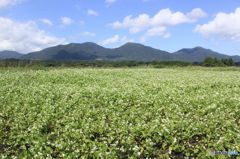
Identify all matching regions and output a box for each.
[0,67,240,158]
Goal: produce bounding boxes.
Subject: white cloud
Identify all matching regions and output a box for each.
[61,17,74,26]
[195,8,240,41]
[111,8,207,40]
[100,34,134,46]
[141,26,170,42]
[112,14,150,33]
[87,9,99,16]
[40,18,53,26]
[145,27,167,37]
[151,9,189,26]
[0,17,65,52]
[105,0,116,5]
[81,31,96,37]
[101,35,120,45]
[120,36,134,43]
[187,8,208,22]
[0,0,23,9]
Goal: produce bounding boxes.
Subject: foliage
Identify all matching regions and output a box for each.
[151,61,191,68]
[203,57,234,67]
[0,68,240,158]
[0,58,238,68]
[0,59,189,68]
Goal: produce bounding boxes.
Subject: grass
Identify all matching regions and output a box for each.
[0,67,240,158]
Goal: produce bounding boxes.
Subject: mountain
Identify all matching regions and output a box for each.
[172,47,240,62]
[231,55,240,62]
[22,42,173,61]
[0,51,22,59]
[22,42,108,61]
[111,43,172,61]
[21,42,240,62]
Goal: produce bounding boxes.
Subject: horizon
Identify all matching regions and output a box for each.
[2,42,238,56]
[0,0,240,55]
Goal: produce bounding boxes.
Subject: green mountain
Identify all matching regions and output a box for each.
[173,47,240,62]
[22,43,106,60]
[0,51,22,59]
[22,42,172,61]
[18,42,240,62]
[111,43,172,61]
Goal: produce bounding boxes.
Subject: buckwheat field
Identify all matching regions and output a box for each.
[0,67,239,158]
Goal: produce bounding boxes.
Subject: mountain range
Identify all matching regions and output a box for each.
[0,51,23,59]
[0,42,240,62]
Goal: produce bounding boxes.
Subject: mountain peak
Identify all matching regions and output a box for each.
[0,50,22,59]
[173,46,234,62]
[193,46,205,49]
[192,46,212,51]
[18,42,240,62]
[119,42,148,49]
[66,42,102,47]
[176,47,209,54]
[81,42,101,46]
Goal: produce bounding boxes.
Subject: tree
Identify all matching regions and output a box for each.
[203,57,215,67]
[204,57,235,67]
[221,58,234,66]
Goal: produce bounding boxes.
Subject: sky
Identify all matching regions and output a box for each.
[0,0,240,55]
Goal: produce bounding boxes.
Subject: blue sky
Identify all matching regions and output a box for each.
[0,0,240,55]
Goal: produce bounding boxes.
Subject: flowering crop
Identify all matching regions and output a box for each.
[0,67,240,158]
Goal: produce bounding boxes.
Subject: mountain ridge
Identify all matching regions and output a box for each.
[1,43,239,62]
[172,47,240,62]
[0,51,23,59]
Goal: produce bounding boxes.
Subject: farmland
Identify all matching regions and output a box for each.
[0,67,240,158]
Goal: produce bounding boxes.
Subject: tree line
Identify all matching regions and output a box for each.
[0,57,238,68]
[203,57,235,67]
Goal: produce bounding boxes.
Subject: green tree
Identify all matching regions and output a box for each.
[203,57,215,67]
